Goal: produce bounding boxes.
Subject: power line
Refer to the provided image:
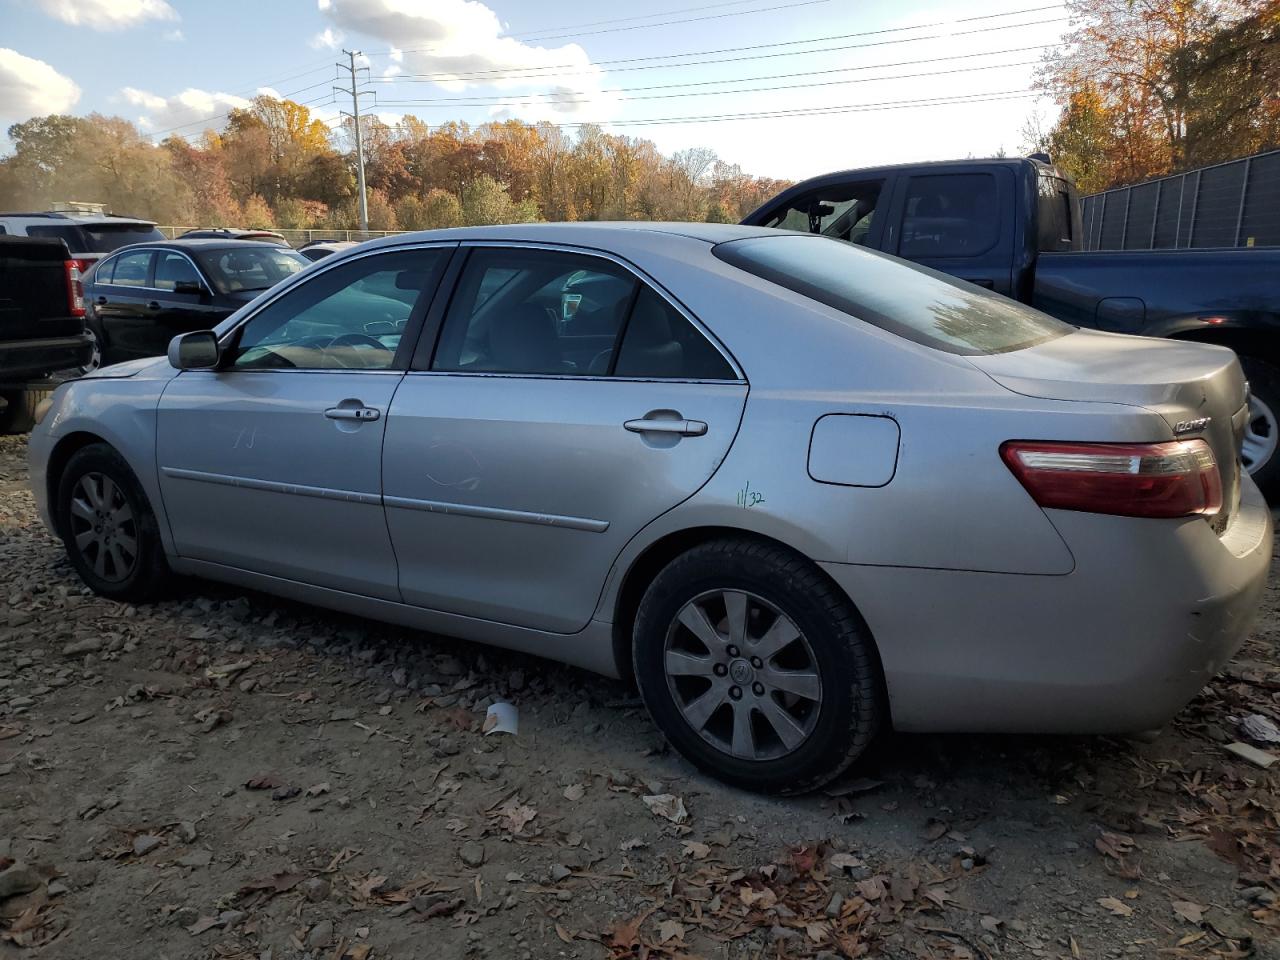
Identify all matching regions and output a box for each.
[385,4,1066,79]
[505,0,792,38]
[142,89,339,140]
[369,44,1060,104]
[373,58,1046,109]
[485,0,832,44]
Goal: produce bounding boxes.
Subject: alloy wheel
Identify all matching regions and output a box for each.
[663,589,822,762]
[1241,392,1277,475]
[79,327,102,375]
[68,472,137,582]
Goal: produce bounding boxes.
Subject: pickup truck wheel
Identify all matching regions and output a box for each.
[0,388,53,434]
[78,324,103,374]
[55,442,171,601]
[1240,358,1279,499]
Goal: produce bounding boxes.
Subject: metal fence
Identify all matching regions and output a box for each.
[1079,148,1280,251]
[156,227,412,248]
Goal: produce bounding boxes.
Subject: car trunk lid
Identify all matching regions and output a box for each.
[968,328,1247,526]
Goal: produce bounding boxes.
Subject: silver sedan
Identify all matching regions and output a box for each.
[27,223,1274,793]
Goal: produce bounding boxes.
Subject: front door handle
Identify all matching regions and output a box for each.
[147,301,163,311]
[95,296,108,306]
[624,418,707,437]
[325,406,381,422]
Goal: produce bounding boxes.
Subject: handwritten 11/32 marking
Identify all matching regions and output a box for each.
[737,481,766,508]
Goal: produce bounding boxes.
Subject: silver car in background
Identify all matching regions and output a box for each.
[27,223,1273,793]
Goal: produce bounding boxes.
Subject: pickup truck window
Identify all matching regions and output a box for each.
[760,180,883,246]
[713,235,1070,356]
[900,173,998,259]
[1037,176,1075,252]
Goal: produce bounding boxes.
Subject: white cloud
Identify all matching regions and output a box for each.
[163,28,184,41]
[0,48,80,124]
[318,0,610,119]
[120,86,251,134]
[35,0,178,31]
[310,27,345,49]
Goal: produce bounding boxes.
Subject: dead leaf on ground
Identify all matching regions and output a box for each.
[493,797,538,835]
[681,841,711,860]
[563,784,585,802]
[1098,896,1133,917]
[244,774,284,791]
[641,793,688,824]
[656,919,686,944]
[920,818,949,842]
[1172,900,1205,924]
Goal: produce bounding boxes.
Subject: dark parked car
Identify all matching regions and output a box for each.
[179,228,291,246]
[0,235,94,432]
[83,240,307,368]
[744,155,1280,494]
[298,240,357,261]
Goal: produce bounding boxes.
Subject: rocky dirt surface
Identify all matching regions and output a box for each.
[1,432,1279,960]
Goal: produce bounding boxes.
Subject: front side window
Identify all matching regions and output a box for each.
[231,248,448,370]
[899,173,998,258]
[154,252,202,291]
[713,235,1070,356]
[762,180,883,246]
[195,247,307,295]
[109,250,154,287]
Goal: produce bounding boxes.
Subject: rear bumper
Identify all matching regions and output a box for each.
[821,477,1273,734]
[0,332,92,385]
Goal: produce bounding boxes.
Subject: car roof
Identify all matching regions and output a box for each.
[359,221,783,252]
[104,239,304,252]
[0,211,156,226]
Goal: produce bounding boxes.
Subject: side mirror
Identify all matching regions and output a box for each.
[168,330,220,370]
[173,279,206,296]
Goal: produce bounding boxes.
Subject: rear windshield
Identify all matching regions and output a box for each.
[27,222,164,253]
[712,234,1071,356]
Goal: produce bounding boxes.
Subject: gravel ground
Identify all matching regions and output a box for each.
[1,431,1278,960]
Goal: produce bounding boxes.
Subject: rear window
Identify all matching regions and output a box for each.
[1036,176,1075,252]
[713,235,1071,356]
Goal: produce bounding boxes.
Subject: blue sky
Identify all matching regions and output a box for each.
[0,0,1067,179]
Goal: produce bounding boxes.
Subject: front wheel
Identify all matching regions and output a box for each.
[1240,357,1279,499]
[632,538,882,794]
[56,443,171,601]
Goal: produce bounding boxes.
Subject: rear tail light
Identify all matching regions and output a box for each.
[64,260,86,317]
[1000,440,1222,519]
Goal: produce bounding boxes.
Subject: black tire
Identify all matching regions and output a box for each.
[55,442,171,602]
[0,388,53,434]
[632,537,882,795]
[1240,357,1280,499]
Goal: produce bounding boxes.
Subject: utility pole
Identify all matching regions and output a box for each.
[335,50,371,232]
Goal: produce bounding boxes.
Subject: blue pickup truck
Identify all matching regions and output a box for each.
[743,155,1280,495]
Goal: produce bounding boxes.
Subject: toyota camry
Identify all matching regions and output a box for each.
[27,223,1273,793]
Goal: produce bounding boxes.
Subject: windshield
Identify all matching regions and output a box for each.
[196,247,308,294]
[713,235,1071,356]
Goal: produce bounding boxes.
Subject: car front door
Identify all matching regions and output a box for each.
[382,244,748,633]
[91,249,156,361]
[155,245,454,600]
[150,249,227,337]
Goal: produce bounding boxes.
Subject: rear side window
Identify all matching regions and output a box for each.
[27,224,83,249]
[713,235,1070,356]
[82,224,166,251]
[614,287,736,380]
[1036,176,1075,252]
[899,173,998,258]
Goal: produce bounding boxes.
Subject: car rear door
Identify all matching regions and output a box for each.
[90,248,157,360]
[382,243,748,634]
[156,244,454,600]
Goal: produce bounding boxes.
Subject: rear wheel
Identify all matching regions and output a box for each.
[56,443,171,601]
[632,538,881,794]
[0,388,53,434]
[1240,357,1279,499]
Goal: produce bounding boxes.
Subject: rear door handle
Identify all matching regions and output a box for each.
[147,301,163,311]
[95,296,108,306]
[325,406,381,422]
[624,418,707,437]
